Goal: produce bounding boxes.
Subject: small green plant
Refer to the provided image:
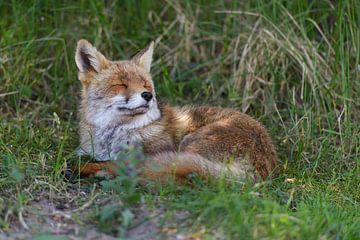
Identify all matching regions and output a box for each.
[0,0,359,238]
[94,146,146,236]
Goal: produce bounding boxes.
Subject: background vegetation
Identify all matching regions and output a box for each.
[0,0,359,239]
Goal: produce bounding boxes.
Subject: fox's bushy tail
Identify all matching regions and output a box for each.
[77,152,276,182]
[141,152,257,182]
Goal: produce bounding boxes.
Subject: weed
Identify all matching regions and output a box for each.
[0,0,359,239]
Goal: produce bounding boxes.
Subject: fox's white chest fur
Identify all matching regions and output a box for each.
[91,126,142,160]
[79,106,162,161]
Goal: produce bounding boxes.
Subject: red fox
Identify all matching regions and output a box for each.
[75,39,278,182]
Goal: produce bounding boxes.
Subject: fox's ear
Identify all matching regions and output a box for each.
[131,41,154,72]
[75,39,109,73]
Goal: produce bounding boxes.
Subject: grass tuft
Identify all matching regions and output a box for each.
[0,0,359,238]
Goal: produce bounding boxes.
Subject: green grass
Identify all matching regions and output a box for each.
[1,0,360,239]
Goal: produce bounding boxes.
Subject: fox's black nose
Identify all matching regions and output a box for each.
[141,91,153,102]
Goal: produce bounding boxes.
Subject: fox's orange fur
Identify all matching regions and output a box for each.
[75,39,278,182]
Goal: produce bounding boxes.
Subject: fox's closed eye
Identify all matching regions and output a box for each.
[109,84,128,92]
[112,84,128,88]
[106,84,128,94]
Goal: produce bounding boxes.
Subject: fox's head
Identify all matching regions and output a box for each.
[75,40,161,127]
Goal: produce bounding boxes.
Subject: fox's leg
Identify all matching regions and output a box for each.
[76,161,119,177]
[178,122,278,179]
[75,157,199,182]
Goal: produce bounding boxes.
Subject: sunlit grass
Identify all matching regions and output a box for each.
[0,0,359,239]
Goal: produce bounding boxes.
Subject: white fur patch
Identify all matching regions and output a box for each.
[122,100,161,130]
[81,96,161,161]
[126,94,147,109]
[88,93,160,127]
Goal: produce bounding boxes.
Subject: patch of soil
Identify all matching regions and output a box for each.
[0,189,117,240]
[0,184,207,240]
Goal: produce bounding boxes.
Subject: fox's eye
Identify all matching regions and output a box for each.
[108,84,128,94]
[112,84,128,89]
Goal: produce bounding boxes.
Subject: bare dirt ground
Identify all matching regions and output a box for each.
[0,184,214,240]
